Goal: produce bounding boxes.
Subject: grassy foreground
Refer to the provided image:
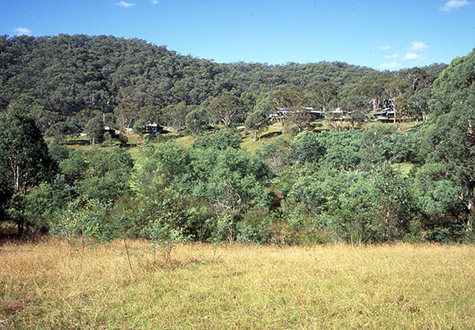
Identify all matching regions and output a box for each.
[1,239,474,329]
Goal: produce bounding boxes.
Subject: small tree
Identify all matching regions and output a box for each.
[245,110,269,141]
[85,117,104,147]
[290,130,326,165]
[52,198,115,248]
[185,107,209,135]
[133,118,148,139]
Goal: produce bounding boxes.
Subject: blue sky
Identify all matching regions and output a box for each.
[1,0,474,70]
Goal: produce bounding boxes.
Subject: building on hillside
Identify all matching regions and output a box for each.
[270,107,324,121]
[371,107,396,122]
[144,122,164,133]
[103,126,120,137]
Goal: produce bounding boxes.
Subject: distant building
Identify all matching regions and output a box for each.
[371,107,396,122]
[271,107,324,120]
[144,122,163,133]
[103,126,120,137]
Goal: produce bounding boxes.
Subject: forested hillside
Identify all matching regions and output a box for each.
[0,34,446,133]
[1,34,473,245]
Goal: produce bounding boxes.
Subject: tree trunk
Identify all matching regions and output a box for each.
[467,181,474,229]
[279,117,285,134]
[384,203,391,240]
[422,109,428,123]
[17,219,24,236]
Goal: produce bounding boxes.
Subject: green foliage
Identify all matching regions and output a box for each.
[59,150,88,184]
[189,147,272,241]
[311,81,338,112]
[48,138,70,163]
[0,34,446,137]
[77,148,134,201]
[58,147,134,204]
[0,105,56,193]
[245,110,269,141]
[424,48,475,227]
[0,105,56,233]
[370,162,417,240]
[3,33,471,244]
[289,131,326,165]
[235,208,275,244]
[23,175,76,232]
[318,130,362,170]
[282,161,418,244]
[162,102,190,132]
[425,218,466,243]
[45,117,82,138]
[140,189,192,262]
[412,163,467,216]
[132,118,148,137]
[207,92,242,127]
[256,136,291,174]
[192,128,242,150]
[84,117,103,146]
[117,134,128,147]
[185,106,209,135]
[130,131,272,243]
[52,198,116,243]
[359,125,395,168]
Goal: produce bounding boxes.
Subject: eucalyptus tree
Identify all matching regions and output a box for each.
[423,49,475,227]
[84,116,104,146]
[312,81,338,112]
[0,104,56,233]
[245,110,269,141]
[207,92,242,127]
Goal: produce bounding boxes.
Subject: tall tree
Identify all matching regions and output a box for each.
[424,49,475,227]
[245,110,269,141]
[312,81,338,112]
[271,86,305,133]
[162,101,190,132]
[207,92,241,127]
[0,104,56,233]
[85,116,104,147]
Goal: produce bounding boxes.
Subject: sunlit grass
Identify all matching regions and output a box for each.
[240,123,291,153]
[1,239,474,329]
[176,135,195,148]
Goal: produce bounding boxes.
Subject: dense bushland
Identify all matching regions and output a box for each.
[1,35,474,245]
[1,120,472,244]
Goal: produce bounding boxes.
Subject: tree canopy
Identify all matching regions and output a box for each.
[0,34,447,133]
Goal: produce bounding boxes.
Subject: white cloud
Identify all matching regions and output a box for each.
[409,41,429,52]
[115,1,135,8]
[403,52,420,60]
[385,53,400,59]
[13,27,32,36]
[151,0,159,4]
[440,0,472,11]
[379,62,401,69]
[378,45,392,51]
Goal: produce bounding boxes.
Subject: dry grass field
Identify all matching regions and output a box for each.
[1,239,474,329]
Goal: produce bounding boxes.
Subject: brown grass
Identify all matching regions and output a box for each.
[1,239,474,329]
